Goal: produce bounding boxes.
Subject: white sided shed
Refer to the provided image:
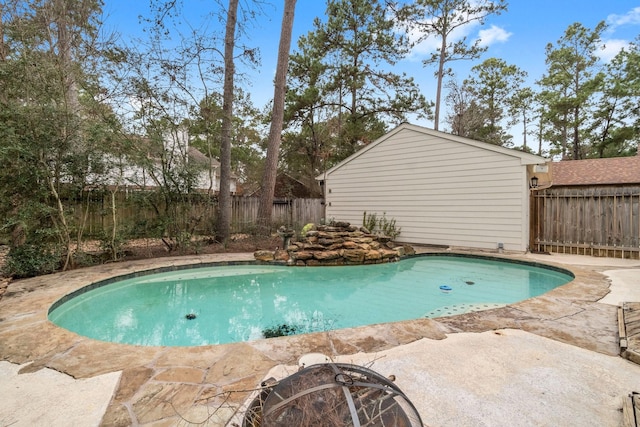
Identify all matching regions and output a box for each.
[317,123,547,252]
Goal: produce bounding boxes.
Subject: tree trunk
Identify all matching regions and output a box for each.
[55,0,80,117]
[42,160,72,270]
[434,35,447,131]
[0,3,6,62]
[217,0,239,243]
[572,106,581,160]
[256,0,297,234]
[522,114,528,150]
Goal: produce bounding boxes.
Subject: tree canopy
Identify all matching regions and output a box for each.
[281,0,431,189]
[458,57,527,146]
[1,0,639,271]
[401,0,508,131]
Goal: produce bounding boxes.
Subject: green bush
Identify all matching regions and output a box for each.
[71,250,101,269]
[98,228,130,262]
[3,244,61,278]
[300,223,316,238]
[362,211,401,239]
[362,211,378,231]
[377,212,401,239]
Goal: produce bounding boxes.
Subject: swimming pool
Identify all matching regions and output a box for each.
[48,255,573,346]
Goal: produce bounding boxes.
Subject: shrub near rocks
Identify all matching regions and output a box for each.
[254,221,414,266]
[3,244,61,279]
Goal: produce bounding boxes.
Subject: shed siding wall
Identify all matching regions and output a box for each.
[324,129,529,251]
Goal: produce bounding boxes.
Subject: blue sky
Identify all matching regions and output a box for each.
[102,1,640,143]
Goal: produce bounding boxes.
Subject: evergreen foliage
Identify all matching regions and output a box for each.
[1,1,638,277]
[3,244,61,279]
[281,0,431,188]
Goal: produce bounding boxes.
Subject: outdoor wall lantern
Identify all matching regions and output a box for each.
[530,176,539,188]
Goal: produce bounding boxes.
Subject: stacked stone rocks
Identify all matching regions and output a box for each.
[254,221,414,266]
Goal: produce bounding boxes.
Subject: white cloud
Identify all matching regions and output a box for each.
[403,5,511,60]
[597,38,631,62]
[477,25,512,47]
[596,7,640,62]
[606,6,640,31]
[407,19,481,59]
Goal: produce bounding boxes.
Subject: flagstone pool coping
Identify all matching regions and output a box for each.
[0,249,625,425]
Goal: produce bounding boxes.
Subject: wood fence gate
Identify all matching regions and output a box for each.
[530,186,640,259]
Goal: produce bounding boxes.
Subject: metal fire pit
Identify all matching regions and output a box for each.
[243,363,423,427]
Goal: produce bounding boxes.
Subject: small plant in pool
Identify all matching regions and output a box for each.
[262,323,300,338]
[262,312,338,338]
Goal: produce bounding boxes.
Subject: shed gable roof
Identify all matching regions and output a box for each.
[319,123,546,178]
[552,156,640,186]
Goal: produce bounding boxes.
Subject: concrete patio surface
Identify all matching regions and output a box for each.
[0,250,639,426]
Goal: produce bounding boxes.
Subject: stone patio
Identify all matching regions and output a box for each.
[0,249,638,426]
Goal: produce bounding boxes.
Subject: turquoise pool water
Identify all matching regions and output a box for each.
[48,255,573,346]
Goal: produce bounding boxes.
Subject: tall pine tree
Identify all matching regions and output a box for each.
[537,22,606,159]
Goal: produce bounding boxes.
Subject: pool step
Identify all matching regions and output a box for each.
[424,302,506,318]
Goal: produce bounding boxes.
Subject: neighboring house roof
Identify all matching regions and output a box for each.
[552,156,640,186]
[188,146,220,167]
[247,173,317,198]
[317,123,546,179]
[187,146,241,181]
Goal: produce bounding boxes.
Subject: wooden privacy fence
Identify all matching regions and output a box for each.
[530,186,640,259]
[75,192,325,237]
[230,197,325,232]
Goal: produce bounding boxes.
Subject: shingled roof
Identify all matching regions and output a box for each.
[552,156,640,186]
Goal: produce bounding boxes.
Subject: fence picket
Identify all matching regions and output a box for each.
[532,186,640,259]
[70,194,325,237]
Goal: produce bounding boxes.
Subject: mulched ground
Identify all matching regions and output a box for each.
[109,234,283,261]
[0,234,283,299]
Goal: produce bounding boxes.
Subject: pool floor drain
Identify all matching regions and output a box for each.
[185,313,197,320]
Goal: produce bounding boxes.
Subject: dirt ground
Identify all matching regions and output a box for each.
[106,234,283,261]
[0,234,283,298]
